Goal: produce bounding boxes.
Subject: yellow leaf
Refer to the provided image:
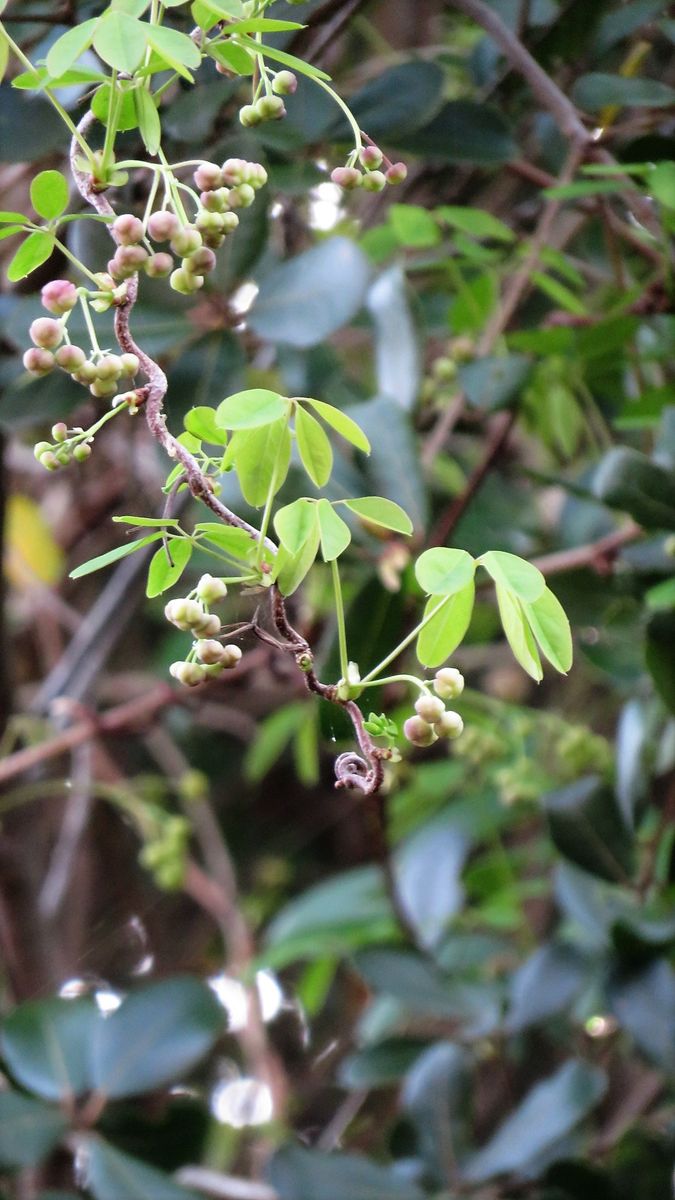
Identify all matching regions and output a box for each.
[4,495,64,588]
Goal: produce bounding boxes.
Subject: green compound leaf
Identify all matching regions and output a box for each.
[30,170,69,220]
[146,538,192,598]
[69,534,163,579]
[415,547,475,596]
[317,498,351,562]
[113,515,181,528]
[207,40,254,74]
[525,586,573,674]
[302,397,371,454]
[145,23,202,74]
[1,997,101,1101]
[45,18,100,78]
[184,405,228,445]
[295,404,333,488]
[93,12,147,73]
[231,418,291,507]
[192,0,244,28]
[234,33,331,82]
[274,523,321,596]
[194,523,260,563]
[436,205,514,242]
[343,497,413,535]
[479,550,546,602]
[7,230,55,282]
[0,1092,68,1168]
[416,582,475,668]
[274,498,318,556]
[216,388,288,430]
[134,85,161,155]
[495,582,543,682]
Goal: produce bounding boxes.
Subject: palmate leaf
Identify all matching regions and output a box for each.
[92,12,147,73]
[317,499,351,562]
[7,230,55,282]
[495,582,543,682]
[478,550,545,601]
[69,534,163,579]
[274,498,318,556]
[415,547,475,596]
[342,496,412,535]
[416,582,475,668]
[295,405,333,487]
[216,388,288,430]
[145,538,192,598]
[301,398,371,454]
[45,18,100,77]
[230,419,291,507]
[526,586,573,673]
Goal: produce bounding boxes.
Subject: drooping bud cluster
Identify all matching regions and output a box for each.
[331,139,407,193]
[403,669,465,748]
[238,71,297,126]
[165,575,242,687]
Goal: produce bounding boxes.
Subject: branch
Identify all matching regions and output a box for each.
[531,523,641,577]
[447,0,591,145]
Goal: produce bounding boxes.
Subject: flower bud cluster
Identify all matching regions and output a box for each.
[139,813,190,891]
[331,141,407,193]
[402,668,465,748]
[238,71,297,126]
[165,576,242,687]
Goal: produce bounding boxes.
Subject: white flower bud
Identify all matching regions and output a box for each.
[220,644,242,669]
[433,667,465,700]
[434,710,464,739]
[414,694,446,723]
[196,574,228,603]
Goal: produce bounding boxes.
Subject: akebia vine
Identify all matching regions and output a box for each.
[1,0,572,797]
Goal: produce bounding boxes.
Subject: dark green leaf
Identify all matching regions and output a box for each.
[82,1138,198,1200]
[339,62,444,140]
[402,1043,471,1183]
[0,1093,68,1168]
[544,776,635,883]
[459,355,531,411]
[610,960,675,1072]
[573,72,675,111]
[367,265,421,411]
[351,396,428,532]
[505,944,588,1033]
[398,101,516,164]
[1,998,101,1101]
[269,1144,424,1200]
[395,818,470,949]
[338,1041,428,1090]
[593,447,675,529]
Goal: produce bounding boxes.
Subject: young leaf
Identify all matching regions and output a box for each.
[7,231,55,282]
[216,388,288,430]
[207,41,254,74]
[195,523,259,562]
[0,210,28,223]
[234,33,331,81]
[274,498,318,555]
[146,538,192,598]
[30,170,69,221]
[192,0,244,27]
[343,497,413,535]
[69,534,163,580]
[495,583,543,682]
[416,582,475,668]
[45,18,100,78]
[184,406,228,445]
[436,205,514,242]
[134,86,161,155]
[525,586,573,673]
[316,499,351,562]
[93,12,147,74]
[295,405,333,488]
[302,397,371,453]
[232,419,291,507]
[227,18,305,33]
[113,515,181,528]
[479,550,546,602]
[274,524,321,596]
[145,24,202,78]
[415,547,475,596]
[0,225,25,242]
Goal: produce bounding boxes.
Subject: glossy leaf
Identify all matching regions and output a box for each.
[416,583,475,669]
[0,1092,67,1168]
[343,496,412,535]
[82,1138,198,1200]
[367,265,421,411]
[69,534,163,579]
[216,388,287,430]
[302,397,370,453]
[7,230,54,281]
[146,538,192,598]
[1,997,101,1101]
[90,977,223,1099]
[504,944,588,1033]
[395,818,469,949]
[269,1144,424,1200]
[316,498,351,561]
[573,72,675,111]
[593,447,675,529]
[295,404,333,487]
[415,547,475,596]
[30,170,68,220]
[544,776,635,884]
[610,959,675,1071]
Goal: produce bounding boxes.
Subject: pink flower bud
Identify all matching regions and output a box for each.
[55,344,87,373]
[170,268,204,295]
[193,162,224,191]
[145,252,174,278]
[41,279,78,315]
[385,162,408,185]
[433,667,465,699]
[23,347,55,375]
[147,210,181,243]
[414,694,446,723]
[29,318,63,350]
[361,169,386,193]
[360,145,383,170]
[170,226,202,257]
[184,247,216,275]
[403,715,438,748]
[112,213,144,245]
[331,166,362,190]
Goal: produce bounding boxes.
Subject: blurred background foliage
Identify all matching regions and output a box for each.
[1,0,675,1198]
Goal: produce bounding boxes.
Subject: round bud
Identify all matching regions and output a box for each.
[184,247,217,275]
[165,598,204,630]
[195,639,226,665]
[272,69,297,95]
[196,574,228,603]
[192,613,222,638]
[433,667,465,699]
[34,441,52,460]
[403,716,438,748]
[55,344,87,373]
[221,158,246,186]
[432,356,457,382]
[414,694,446,723]
[220,644,242,669]
[73,443,92,463]
[385,162,408,185]
[203,232,225,250]
[200,187,231,213]
[229,183,255,209]
[73,361,98,384]
[361,169,387,193]
[256,95,286,121]
[196,210,224,234]
[40,451,60,471]
[331,166,362,190]
[112,213,144,245]
[449,336,475,362]
[360,144,383,170]
[170,268,205,295]
[221,212,240,234]
[23,347,55,376]
[170,226,202,257]
[89,378,118,398]
[246,162,268,189]
[41,279,78,315]
[170,661,206,687]
[30,318,63,350]
[51,422,68,443]
[96,354,123,380]
[120,353,140,376]
[93,272,116,292]
[239,104,261,127]
[147,210,181,243]
[145,252,174,278]
[110,245,149,279]
[434,710,464,740]
[193,162,223,191]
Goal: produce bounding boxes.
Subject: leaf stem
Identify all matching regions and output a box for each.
[54,238,102,286]
[331,558,349,680]
[313,76,363,156]
[361,595,450,683]
[78,293,102,355]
